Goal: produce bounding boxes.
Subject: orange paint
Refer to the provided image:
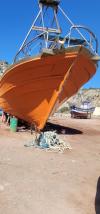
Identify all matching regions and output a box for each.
[0,46,96,130]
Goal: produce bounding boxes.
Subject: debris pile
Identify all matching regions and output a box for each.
[25,131,72,152]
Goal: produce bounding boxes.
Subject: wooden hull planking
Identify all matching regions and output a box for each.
[0,47,96,130]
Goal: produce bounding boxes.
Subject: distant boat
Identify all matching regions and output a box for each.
[0,0,100,131]
[70,101,95,119]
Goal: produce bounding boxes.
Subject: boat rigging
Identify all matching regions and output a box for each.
[14,0,98,62]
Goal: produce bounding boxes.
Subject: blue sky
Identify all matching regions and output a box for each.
[0,0,100,88]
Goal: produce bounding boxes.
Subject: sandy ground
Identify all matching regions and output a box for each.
[0,115,100,214]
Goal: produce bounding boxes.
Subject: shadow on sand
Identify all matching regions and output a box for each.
[17,120,83,135]
[95,177,100,214]
[43,122,83,135]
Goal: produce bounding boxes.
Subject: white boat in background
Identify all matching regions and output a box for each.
[70,101,95,119]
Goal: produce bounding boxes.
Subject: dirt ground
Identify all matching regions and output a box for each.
[0,115,100,214]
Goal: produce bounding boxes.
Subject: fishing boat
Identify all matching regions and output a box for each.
[0,0,100,130]
[70,101,95,119]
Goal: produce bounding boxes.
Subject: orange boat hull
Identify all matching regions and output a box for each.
[0,47,96,130]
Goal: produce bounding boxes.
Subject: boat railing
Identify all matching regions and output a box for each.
[67,25,98,54]
[58,5,98,54]
[13,2,99,63]
[13,32,46,63]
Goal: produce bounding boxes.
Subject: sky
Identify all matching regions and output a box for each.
[0,0,100,88]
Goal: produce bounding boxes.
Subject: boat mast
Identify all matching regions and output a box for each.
[19,1,61,52]
[14,0,98,62]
